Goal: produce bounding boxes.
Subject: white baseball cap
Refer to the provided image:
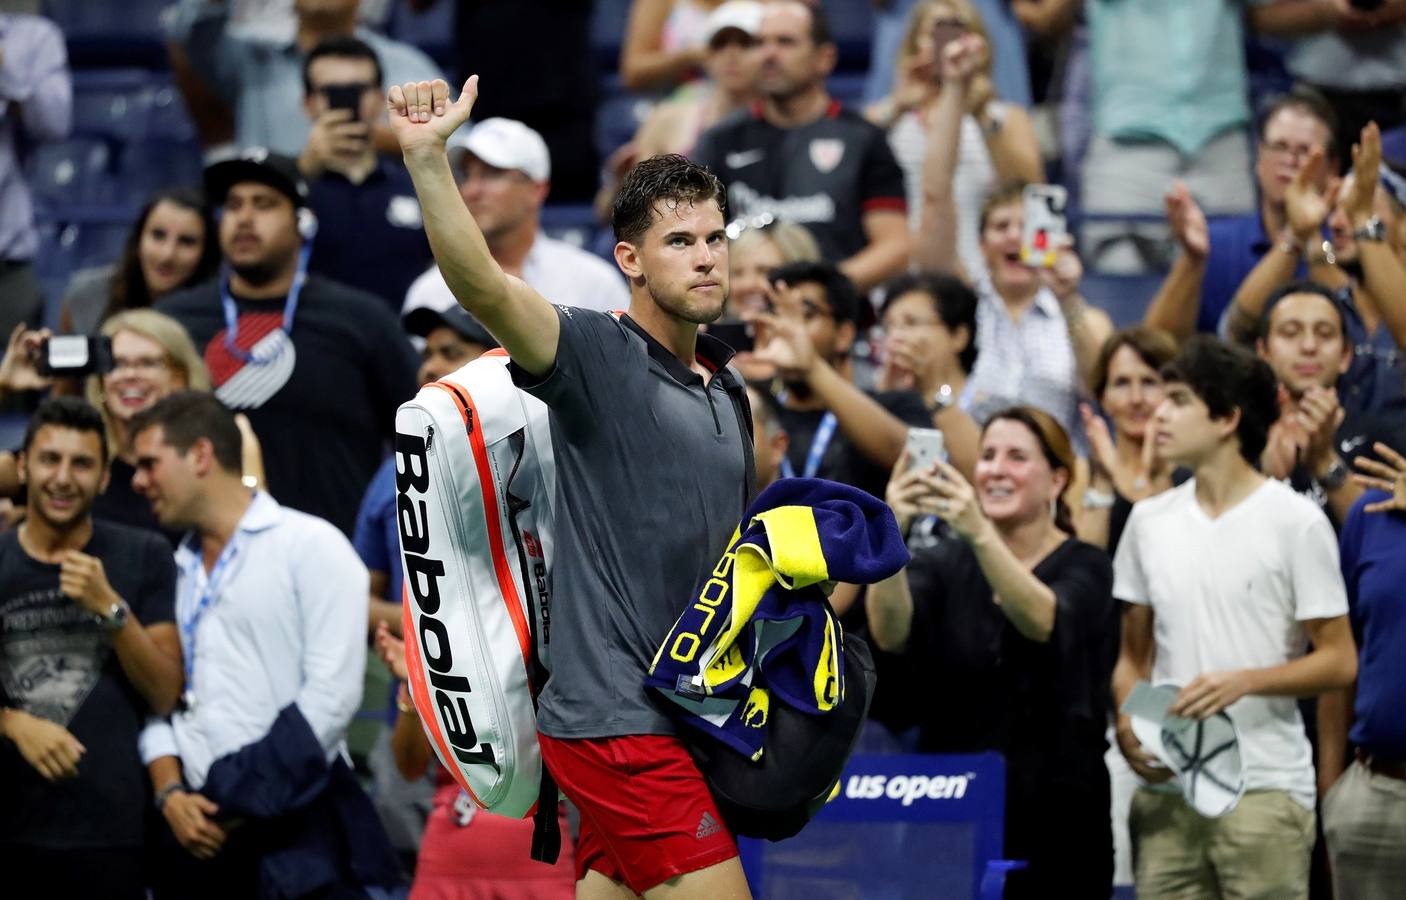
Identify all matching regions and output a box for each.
[700,0,764,47]
[1125,682,1246,818]
[447,117,551,182]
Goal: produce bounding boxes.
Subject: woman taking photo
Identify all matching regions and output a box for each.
[867,405,1117,899]
[1079,326,1179,552]
[60,188,219,335]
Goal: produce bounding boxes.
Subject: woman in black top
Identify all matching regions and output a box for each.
[868,405,1117,899]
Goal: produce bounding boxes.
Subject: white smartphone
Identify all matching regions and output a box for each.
[905,427,946,471]
[1019,184,1068,269]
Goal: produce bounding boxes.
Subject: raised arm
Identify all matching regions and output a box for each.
[388,78,561,376]
[913,36,984,276]
[1142,183,1209,343]
[1344,123,1406,348]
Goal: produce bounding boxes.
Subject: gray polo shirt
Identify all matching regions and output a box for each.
[512,307,753,739]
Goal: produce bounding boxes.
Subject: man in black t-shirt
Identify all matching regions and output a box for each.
[158,150,419,536]
[755,260,930,501]
[692,2,910,291]
[0,397,180,899]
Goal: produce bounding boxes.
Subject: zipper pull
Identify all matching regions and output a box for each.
[425,424,435,454]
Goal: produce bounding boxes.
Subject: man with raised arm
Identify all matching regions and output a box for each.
[388,78,754,900]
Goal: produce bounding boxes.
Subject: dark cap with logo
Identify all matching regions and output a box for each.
[402,303,499,349]
[204,147,310,209]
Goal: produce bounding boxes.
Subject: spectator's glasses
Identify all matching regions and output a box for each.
[764,295,834,322]
[110,355,170,376]
[882,314,943,332]
[1260,140,1317,163]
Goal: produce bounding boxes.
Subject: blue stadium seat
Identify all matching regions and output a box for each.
[42,0,167,40]
[595,77,655,161]
[116,139,205,202]
[146,83,199,143]
[590,0,633,71]
[819,0,874,72]
[33,220,80,327]
[1080,272,1167,328]
[827,73,867,110]
[26,138,115,210]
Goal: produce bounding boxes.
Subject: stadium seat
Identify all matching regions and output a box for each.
[819,0,874,72]
[73,81,156,145]
[43,0,169,66]
[26,138,115,210]
[116,139,205,202]
[590,0,633,72]
[738,753,1023,900]
[595,77,655,161]
[827,73,867,110]
[1080,272,1167,328]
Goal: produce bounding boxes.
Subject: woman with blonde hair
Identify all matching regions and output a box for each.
[870,0,1042,281]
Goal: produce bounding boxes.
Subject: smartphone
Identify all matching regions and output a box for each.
[708,320,754,354]
[930,18,968,82]
[323,84,364,122]
[37,335,114,377]
[1019,184,1068,269]
[905,427,946,471]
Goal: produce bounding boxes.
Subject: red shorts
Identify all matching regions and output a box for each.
[537,732,738,893]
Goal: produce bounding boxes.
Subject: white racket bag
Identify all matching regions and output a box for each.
[392,350,560,859]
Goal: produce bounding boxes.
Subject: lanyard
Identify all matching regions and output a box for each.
[219,242,311,364]
[779,411,837,480]
[178,536,243,711]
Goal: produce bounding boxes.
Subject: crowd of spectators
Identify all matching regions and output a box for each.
[2,0,1406,898]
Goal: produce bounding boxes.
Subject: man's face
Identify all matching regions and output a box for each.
[418,325,488,386]
[766,278,852,367]
[755,4,831,100]
[627,197,730,325]
[706,29,760,96]
[459,155,545,242]
[1256,107,1332,208]
[220,182,301,285]
[1327,173,1403,266]
[304,55,382,127]
[1257,292,1350,397]
[979,199,1036,294]
[18,426,107,533]
[130,426,202,529]
[1150,382,1231,468]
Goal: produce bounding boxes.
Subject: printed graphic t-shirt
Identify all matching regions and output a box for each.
[0,521,177,848]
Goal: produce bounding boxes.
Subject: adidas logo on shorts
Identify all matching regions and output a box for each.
[695,812,721,839]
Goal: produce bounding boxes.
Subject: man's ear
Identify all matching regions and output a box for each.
[1217,405,1244,442]
[816,41,838,79]
[190,437,218,478]
[614,241,645,283]
[833,319,856,357]
[14,451,25,487]
[303,92,318,122]
[1338,340,1354,377]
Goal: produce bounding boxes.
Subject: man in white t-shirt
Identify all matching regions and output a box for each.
[401,117,629,318]
[1112,336,1358,900]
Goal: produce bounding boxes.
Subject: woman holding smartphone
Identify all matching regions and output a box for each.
[868,405,1117,899]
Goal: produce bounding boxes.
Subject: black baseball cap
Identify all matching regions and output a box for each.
[204,147,310,209]
[403,304,499,349]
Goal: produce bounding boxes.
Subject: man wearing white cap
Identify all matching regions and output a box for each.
[401,117,629,321]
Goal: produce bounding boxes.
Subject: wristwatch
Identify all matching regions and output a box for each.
[927,383,955,414]
[1316,458,1349,492]
[97,599,129,632]
[1353,216,1386,243]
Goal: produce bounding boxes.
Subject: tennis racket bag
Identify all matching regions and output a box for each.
[393,350,561,862]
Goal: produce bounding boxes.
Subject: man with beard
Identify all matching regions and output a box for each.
[159,150,418,536]
[691,1,910,292]
[390,74,753,898]
[0,397,181,899]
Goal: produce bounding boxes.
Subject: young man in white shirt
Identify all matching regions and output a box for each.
[129,391,398,898]
[1112,336,1358,900]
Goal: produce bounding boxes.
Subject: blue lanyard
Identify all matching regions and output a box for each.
[180,536,242,696]
[779,411,838,480]
[219,243,311,364]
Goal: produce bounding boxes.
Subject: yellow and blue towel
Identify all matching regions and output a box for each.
[646,478,909,760]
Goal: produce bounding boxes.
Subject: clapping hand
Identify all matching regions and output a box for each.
[1163,182,1209,261]
[1343,122,1382,227]
[1352,442,1406,515]
[1285,147,1340,244]
[375,620,409,681]
[1080,403,1161,501]
[386,76,479,157]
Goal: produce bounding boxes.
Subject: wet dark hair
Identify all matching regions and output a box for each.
[23,396,109,462]
[1257,85,1338,162]
[982,405,1076,535]
[129,391,242,474]
[1090,326,1179,399]
[879,271,980,374]
[106,187,219,321]
[303,35,383,94]
[767,259,860,326]
[612,154,728,245]
[1258,281,1347,342]
[1160,336,1279,466]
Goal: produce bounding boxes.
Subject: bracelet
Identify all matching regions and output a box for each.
[1082,488,1116,510]
[154,782,184,811]
[1276,238,1299,257]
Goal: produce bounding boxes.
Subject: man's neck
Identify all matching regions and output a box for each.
[296,17,356,53]
[196,480,256,571]
[1262,196,1286,239]
[18,515,92,563]
[323,153,378,186]
[487,221,539,279]
[1192,445,1265,519]
[763,85,831,130]
[626,299,701,372]
[230,264,298,301]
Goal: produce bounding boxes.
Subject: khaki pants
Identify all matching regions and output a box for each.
[1323,760,1406,900]
[1129,788,1315,900]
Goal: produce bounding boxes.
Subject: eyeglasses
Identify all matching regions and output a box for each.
[764,297,833,322]
[1260,140,1317,163]
[882,316,943,331]
[110,355,170,375]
